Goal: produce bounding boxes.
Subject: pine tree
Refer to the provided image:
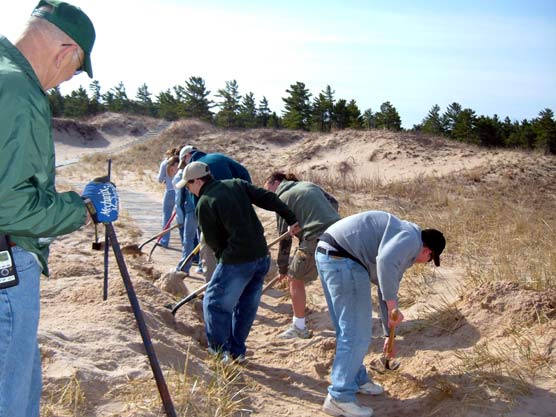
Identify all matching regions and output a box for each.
[215,80,242,128]
[333,99,348,129]
[452,108,478,143]
[47,87,64,117]
[183,76,214,122]
[375,101,402,131]
[282,82,312,130]
[312,93,330,132]
[421,104,444,135]
[442,102,462,137]
[535,108,556,154]
[267,112,282,129]
[346,99,363,129]
[88,80,103,114]
[311,85,334,132]
[257,97,271,128]
[63,86,90,117]
[363,108,375,129]
[239,92,258,128]
[156,89,179,121]
[475,115,504,147]
[104,82,130,113]
[135,83,155,116]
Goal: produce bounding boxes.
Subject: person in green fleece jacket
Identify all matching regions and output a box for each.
[178,161,300,363]
[0,2,97,416]
[264,171,341,340]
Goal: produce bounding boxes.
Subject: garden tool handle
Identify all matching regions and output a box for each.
[386,309,400,357]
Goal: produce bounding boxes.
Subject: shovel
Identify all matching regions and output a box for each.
[370,309,401,373]
[121,222,180,255]
[176,243,201,272]
[262,274,282,294]
[381,309,401,370]
[167,231,291,316]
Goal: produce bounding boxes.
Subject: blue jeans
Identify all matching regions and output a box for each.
[177,210,198,273]
[0,247,42,417]
[160,189,175,247]
[203,256,270,358]
[315,250,372,403]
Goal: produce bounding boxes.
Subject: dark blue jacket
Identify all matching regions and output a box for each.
[190,151,251,183]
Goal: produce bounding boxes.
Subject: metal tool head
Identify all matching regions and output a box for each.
[382,356,401,371]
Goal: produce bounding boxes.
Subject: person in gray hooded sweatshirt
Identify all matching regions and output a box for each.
[315,210,445,417]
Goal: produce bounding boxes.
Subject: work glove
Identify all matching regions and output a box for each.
[82,180,119,224]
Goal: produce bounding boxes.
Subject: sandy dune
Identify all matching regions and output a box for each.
[42,114,556,417]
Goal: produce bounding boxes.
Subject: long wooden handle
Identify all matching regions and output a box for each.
[262,274,281,294]
[138,223,181,250]
[176,243,201,271]
[386,309,400,356]
[267,231,290,248]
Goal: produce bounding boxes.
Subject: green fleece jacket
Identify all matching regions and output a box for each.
[0,36,87,275]
[275,181,341,273]
[196,178,297,264]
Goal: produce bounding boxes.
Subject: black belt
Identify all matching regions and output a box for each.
[317,246,347,258]
[318,233,368,271]
[1,235,16,247]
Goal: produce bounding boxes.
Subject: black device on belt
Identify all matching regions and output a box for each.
[0,235,19,289]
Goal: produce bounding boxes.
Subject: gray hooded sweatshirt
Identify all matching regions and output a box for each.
[321,211,422,331]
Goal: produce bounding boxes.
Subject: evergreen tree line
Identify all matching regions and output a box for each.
[48,77,556,154]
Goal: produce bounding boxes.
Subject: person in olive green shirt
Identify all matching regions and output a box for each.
[264,172,340,339]
[0,2,95,416]
[178,161,300,363]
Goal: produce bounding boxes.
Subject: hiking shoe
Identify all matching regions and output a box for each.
[209,348,246,365]
[222,353,247,365]
[278,324,313,339]
[322,394,373,417]
[358,381,384,395]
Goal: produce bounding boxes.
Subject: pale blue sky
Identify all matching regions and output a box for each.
[2,0,555,127]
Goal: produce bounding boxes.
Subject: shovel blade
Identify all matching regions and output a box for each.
[370,357,401,373]
[382,356,401,370]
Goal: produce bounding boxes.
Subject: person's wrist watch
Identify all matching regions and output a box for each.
[82,197,96,216]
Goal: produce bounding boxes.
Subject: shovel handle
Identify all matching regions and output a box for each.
[176,243,201,272]
[171,282,209,315]
[138,223,181,250]
[267,231,290,248]
[386,309,400,356]
[262,274,281,294]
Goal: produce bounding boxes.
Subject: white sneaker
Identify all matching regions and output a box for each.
[358,381,384,395]
[322,394,373,417]
[278,324,313,339]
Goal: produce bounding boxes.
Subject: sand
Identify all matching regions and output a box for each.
[39,113,556,417]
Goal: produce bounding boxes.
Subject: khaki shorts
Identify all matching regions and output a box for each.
[289,239,318,283]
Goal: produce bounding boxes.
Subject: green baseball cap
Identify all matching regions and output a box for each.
[31,0,95,78]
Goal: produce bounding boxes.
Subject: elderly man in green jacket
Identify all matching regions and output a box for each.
[178,161,300,363]
[0,2,105,417]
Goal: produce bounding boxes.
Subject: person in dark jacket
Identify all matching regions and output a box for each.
[177,147,252,281]
[0,2,98,416]
[178,162,300,363]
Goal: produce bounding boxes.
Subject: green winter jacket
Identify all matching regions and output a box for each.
[196,178,297,264]
[0,36,87,275]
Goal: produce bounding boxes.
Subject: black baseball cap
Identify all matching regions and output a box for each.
[422,229,446,266]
